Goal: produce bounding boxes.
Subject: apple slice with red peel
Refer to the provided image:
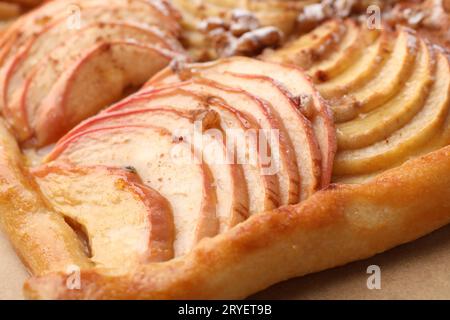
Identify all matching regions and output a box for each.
[54,107,249,232]
[199,71,322,201]
[147,56,336,188]
[47,124,218,257]
[106,87,208,114]
[75,87,280,214]
[337,37,435,150]
[27,41,178,147]
[2,22,183,142]
[0,0,181,66]
[142,78,299,205]
[334,52,450,175]
[32,164,175,268]
[3,5,181,76]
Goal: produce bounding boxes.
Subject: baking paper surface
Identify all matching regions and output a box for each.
[2,224,450,300]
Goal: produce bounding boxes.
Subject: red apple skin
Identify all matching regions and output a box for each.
[145,57,337,188]
[0,0,184,145]
[32,164,175,262]
[46,124,220,256]
[8,21,181,142]
[29,41,178,147]
[143,78,301,205]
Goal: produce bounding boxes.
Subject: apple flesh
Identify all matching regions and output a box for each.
[147,56,336,188]
[47,124,218,257]
[1,21,183,142]
[141,78,299,205]
[31,41,179,146]
[51,107,249,232]
[32,164,175,268]
[337,37,435,150]
[334,52,450,175]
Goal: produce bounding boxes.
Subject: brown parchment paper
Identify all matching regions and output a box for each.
[2,224,450,300]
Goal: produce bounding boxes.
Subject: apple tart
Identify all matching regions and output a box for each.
[0,0,449,300]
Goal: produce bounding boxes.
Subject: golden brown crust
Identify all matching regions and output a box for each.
[22,144,450,299]
[0,0,449,300]
[0,119,93,276]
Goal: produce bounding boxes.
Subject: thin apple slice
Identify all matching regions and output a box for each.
[3,22,183,142]
[29,41,179,146]
[333,28,419,122]
[142,78,299,205]
[261,19,345,69]
[54,107,249,232]
[334,52,450,175]
[307,20,379,82]
[47,125,218,257]
[0,0,180,65]
[148,57,336,188]
[0,0,182,94]
[199,71,322,201]
[101,87,280,214]
[337,37,435,150]
[172,0,303,35]
[2,3,180,69]
[32,164,175,268]
[0,0,184,142]
[316,31,391,100]
[8,0,180,41]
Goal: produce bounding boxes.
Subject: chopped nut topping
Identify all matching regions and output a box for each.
[232,26,283,56]
[199,9,283,58]
[230,9,260,36]
[198,17,228,32]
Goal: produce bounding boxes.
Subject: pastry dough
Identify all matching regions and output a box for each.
[0,0,449,300]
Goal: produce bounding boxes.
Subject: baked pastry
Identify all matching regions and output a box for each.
[0,0,449,300]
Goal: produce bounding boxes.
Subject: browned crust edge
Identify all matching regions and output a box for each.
[18,139,450,299]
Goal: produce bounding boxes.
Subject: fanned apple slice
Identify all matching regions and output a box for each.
[337,38,435,150]
[316,32,391,99]
[334,52,450,175]
[0,4,181,104]
[142,78,299,205]
[148,57,336,188]
[29,41,178,146]
[307,20,379,81]
[261,19,345,68]
[0,0,180,64]
[8,0,179,41]
[101,87,280,214]
[47,125,218,257]
[3,22,182,141]
[53,108,249,232]
[333,28,419,121]
[32,164,175,269]
[200,71,322,201]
